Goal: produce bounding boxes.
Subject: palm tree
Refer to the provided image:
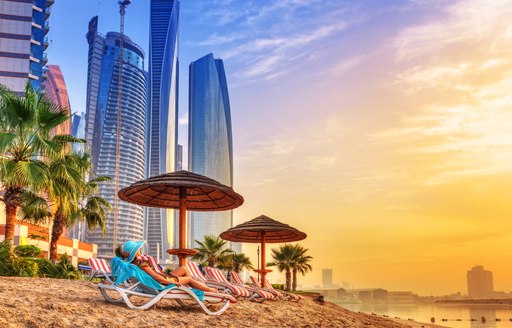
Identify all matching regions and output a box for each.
[190,235,233,268]
[217,252,254,273]
[47,152,110,262]
[291,244,313,291]
[21,152,111,262]
[0,84,71,242]
[267,244,296,291]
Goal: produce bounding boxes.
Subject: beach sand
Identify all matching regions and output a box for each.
[0,277,437,328]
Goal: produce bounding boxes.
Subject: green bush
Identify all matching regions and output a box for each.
[0,241,78,279]
[14,244,42,258]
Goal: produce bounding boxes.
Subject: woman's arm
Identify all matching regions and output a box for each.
[140,265,172,285]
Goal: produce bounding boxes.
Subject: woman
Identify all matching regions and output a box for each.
[116,240,217,293]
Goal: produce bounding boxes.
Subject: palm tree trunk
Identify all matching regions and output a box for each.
[292,267,297,291]
[4,202,17,242]
[50,213,65,263]
[285,268,291,291]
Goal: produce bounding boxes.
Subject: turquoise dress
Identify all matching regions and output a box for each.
[110,257,205,301]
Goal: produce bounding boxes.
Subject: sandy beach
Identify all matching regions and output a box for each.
[0,277,439,328]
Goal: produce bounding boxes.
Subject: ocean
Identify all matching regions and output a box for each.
[335,301,512,328]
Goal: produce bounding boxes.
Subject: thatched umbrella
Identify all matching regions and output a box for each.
[119,170,244,265]
[220,214,306,283]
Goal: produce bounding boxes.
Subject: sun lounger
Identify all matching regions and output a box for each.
[98,257,236,316]
[230,271,276,301]
[204,266,274,302]
[88,258,115,283]
[250,276,303,301]
[185,261,238,293]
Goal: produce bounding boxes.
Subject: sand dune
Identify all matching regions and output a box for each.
[0,277,419,327]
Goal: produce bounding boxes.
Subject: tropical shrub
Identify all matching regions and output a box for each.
[14,244,42,258]
[0,240,79,279]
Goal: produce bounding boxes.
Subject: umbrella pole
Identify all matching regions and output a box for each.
[261,231,266,283]
[179,186,187,266]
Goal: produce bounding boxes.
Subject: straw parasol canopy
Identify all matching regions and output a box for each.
[220,215,306,283]
[220,215,306,243]
[118,170,244,210]
[118,170,244,265]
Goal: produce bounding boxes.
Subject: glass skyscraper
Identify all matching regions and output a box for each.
[188,53,234,247]
[146,0,180,259]
[0,0,54,95]
[84,19,147,258]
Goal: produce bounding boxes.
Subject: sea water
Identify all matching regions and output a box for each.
[335,302,512,328]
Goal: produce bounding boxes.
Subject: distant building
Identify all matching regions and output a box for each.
[0,0,54,95]
[188,53,234,247]
[351,289,388,303]
[467,265,494,298]
[42,65,71,135]
[387,291,418,303]
[176,144,183,171]
[322,269,333,288]
[84,17,147,258]
[146,0,180,260]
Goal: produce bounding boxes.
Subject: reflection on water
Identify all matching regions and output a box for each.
[335,302,512,328]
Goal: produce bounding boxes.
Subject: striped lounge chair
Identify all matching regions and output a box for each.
[230,271,276,301]
[250,276,303,301]
[204,266,274,302]
[98,258,236,316]
[139,255,164,275]
[88,258,115,283]
[185,261,231,291]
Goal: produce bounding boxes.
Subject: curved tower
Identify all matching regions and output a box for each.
[188,53,233,247]
[42,65,72,136]
[86,31,147,257]
[146,0,180,259]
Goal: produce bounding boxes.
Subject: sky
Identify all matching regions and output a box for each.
[46,0,512,295]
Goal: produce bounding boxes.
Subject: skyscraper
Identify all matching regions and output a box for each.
[146,0,180,259]
[322,269,333,288]
[84,16,104,150]
[188,53,233,247]
[467,265,494,298]
[84,20,147,258]
[0,0,54,95]
[41,65,71,135]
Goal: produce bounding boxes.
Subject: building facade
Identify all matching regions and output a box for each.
[41,65,71,135]
[0,202,97,267]
[0,0,53,95]
[84,23,147,258]
[467,265,494,298]
[146,0,180,260]
[188,53,234,247]
[322,268,333,288]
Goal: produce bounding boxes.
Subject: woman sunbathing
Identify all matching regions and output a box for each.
[115,240,217,293]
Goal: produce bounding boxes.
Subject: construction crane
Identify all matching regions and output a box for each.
[113,0,131,253]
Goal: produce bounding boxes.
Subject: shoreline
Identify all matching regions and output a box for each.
[0,277,412,327]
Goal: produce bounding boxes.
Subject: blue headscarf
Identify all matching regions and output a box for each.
[110,257,204,301]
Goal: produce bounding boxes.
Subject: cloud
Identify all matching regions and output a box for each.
[393,0,512,62]
[370,0,512,185]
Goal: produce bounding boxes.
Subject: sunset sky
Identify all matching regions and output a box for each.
[47,0,512,295]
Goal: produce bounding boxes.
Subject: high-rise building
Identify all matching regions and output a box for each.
[84,16,104,151]
[42,65,71,135]
[467,265,494,298]
[188,53,233,247]
[0,0,54,95]
[322,269,333,288]
[176,144,183,170]
[146,0,180,259]
[84,20,147,258]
